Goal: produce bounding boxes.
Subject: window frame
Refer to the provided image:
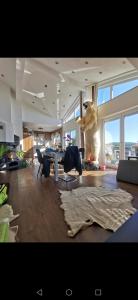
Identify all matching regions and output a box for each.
[97,76,138,106]
[97,86,111,106]
[104,117,121,169]
[112,78,138,99]
[75,105,80,118]
[102,107,138,167]
[64,129,77,147]
[124,111,138,159]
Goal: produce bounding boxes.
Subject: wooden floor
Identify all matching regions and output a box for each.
[0,166,138,242]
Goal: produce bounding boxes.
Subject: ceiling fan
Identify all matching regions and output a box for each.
[22,89,53,116]
[22,89,46,99]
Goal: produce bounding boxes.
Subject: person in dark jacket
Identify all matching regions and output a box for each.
[63,146,82,175]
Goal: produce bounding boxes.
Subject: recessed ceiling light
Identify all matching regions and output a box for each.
[69,94,72,96]
[85,78,88,81]
[85,61,88,64]
[44,84,47,88]
[1,74,4,78]
[62,104,65,108]
[52,102,55,104]
[72,71,75,74]
[99,71,103,74]
[43,108,46,110]
[32,101,35,104]
[55,61,59,64]
[58,90,61,93]
[122,61,126,64]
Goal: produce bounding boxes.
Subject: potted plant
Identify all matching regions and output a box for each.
[63,135,76,146]
[16,150,28,168]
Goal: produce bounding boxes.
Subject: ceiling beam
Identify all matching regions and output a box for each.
[127,58,138,71]
[16,58,26,101]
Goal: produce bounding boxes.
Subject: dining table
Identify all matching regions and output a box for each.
[43,151,65,181]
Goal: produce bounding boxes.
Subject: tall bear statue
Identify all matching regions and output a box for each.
[76,100,100,163]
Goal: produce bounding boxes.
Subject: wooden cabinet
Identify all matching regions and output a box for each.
[23,132,33,161]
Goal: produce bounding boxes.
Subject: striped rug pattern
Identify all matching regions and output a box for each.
[59,187,136,237]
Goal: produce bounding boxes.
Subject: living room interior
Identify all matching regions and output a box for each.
[0,57,138,242]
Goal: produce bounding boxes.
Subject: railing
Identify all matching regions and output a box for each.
[63,95,80,123]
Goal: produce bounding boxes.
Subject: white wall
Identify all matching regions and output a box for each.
[0,81,23,143]
[0,81,13,142]
[0,122,6,141]
[0,81,11,123]
[11,92,23,142]
[22,103,59,127]
[85,86,92,101]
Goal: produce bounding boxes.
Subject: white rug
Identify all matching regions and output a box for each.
[0,204,19,223]
[9,226,18,242]
[0,205,19,242]
[59,186,136,237]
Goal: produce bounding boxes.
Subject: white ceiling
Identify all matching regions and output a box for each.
[127,58,138,71]
[0,58,16,90]
[16,57,137,132]
[23,122,61,132]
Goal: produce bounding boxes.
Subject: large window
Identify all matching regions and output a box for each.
[65,112,75,123]
[104,119,120,167]
[97,87,110,105]
[103,111,138,168]
[64,99,80,123]
[64,107,80,123]
[75,105,80,118]
[70,129,76,140]
[97,78,138,106]
[124,113,138,159]
[64,130,76,147]
[64,131,70,147]
[112,79,138,98]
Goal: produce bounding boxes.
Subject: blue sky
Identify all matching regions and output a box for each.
[105,114,138,143]
[98,79,138,105]
[125,114,138,142]
[113,79,138,98]
[105,119,120,143]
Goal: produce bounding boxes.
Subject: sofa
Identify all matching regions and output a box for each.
[116,160,138,185]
